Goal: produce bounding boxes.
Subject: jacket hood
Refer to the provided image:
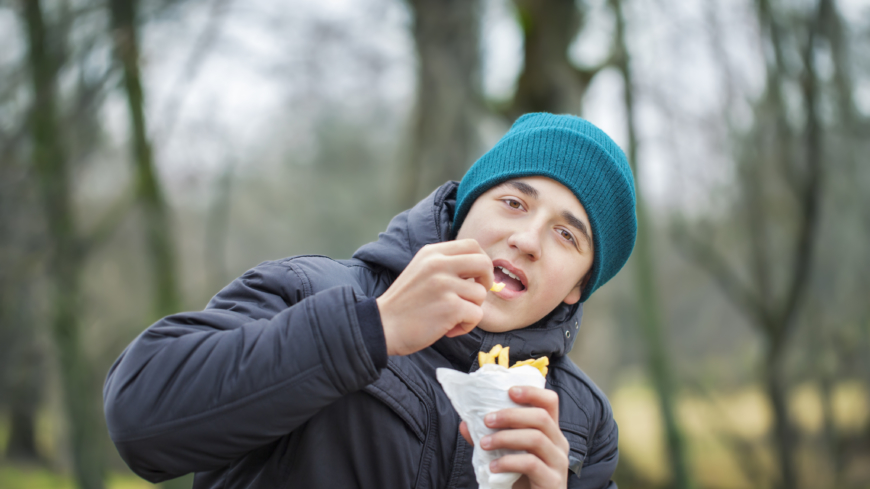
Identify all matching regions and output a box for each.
[354,181,584,371]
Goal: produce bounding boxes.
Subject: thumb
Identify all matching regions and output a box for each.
[444,321,476,338]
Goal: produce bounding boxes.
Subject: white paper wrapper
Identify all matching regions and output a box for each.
[437,364,547,489]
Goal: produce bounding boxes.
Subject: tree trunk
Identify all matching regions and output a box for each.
[22,1,106,487]
[508,0,599,118]
[610,1,693,488]
[3,289,43,464]
[110,0,181,318]
[402,0,482,209]
[205,160,235,291]
[677,2,827,487]
[0,123,42,467]
[764,343,795,489]
[6,408,39,462]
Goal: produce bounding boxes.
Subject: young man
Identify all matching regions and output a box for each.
[104,113,637,489]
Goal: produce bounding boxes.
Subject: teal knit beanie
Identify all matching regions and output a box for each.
[453,113,637,303]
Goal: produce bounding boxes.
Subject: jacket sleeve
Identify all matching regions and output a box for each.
[103,261,383,482]
[569,399,619,489]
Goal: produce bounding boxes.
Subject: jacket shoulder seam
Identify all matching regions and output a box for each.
[282,255,383,276]
[547,377,592,422]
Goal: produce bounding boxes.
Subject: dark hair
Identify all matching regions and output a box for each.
[576,269,592,295]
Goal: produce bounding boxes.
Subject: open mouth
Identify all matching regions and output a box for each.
[494,265,526,292]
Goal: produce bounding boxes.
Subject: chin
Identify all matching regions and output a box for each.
[476,323,513,333]
[476,313,524,333]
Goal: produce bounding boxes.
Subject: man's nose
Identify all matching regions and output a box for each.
[507,226,542,261]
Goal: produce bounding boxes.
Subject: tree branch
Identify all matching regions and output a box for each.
[818,0,858,129]
[673,226,772,332]
[81,190,136,256]
[155,0,232,145]
[1,49,116,163]
[571,55,612,90]
[755,0,801,194]
[778,3,824,341]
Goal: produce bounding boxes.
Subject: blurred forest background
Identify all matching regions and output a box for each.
[1,0,869,488]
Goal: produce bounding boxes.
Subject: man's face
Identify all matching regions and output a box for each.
[456,176,594,333]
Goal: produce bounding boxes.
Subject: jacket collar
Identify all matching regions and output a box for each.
[354,181,583,372]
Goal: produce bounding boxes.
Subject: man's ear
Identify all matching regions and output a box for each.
[563,285,582,305]
[564,269,591,305]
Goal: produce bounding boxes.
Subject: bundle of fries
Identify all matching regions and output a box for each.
[437,344,549,489]
[477,344,549,377]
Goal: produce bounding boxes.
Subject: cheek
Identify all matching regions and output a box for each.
[538,253,589,295]
[463,225,503,249]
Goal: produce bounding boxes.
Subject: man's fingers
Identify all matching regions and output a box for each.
[485,407,566,453]
[455,278,487,305]
[444,322,475,338]
[481,428,567,468]
[509,386,560,423]
[438,253,494,287]
[420,243,494,289]
[490,453,557,485]
[423,239,487,257]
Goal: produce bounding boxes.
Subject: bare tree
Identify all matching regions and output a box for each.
[0,258,44,463]
[675,1,829,486]
[21,0,106,486]
[505,0,608,118]
[109,0,181,318]
[609,1,693,488]
[402,0,482,209]
[0,56,44,464]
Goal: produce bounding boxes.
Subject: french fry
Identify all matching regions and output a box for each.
[530,357,549,369]
[508,356,548,377]
[477,344,548,377]
[497,346,510,368]
[490,282,506,292]
[478,351,490,366]
[509,359,534,368]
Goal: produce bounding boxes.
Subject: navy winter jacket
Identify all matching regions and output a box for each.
[104,181,619,488]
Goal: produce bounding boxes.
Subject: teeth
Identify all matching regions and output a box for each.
[497,266,520,282]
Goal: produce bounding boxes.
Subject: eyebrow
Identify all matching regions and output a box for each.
[561,210,593,249]
[505,181,539,199]
[501,180,593,249]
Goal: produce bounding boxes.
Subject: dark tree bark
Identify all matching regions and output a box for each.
[0,85,42,466]
[108,4,191,486]
[109,0,181,318]
[6,409,39,462]
[507,0,606,118]
[2,284,43,463]
[676,2,827,487]
[610,1,693,488]
[21,0,106,487]
[205,160,235,292]
[402,0,482,209]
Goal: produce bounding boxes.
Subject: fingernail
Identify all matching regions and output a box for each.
[485,413,496,426]
[510,386,523,396]
[490,460,499,472]
[480,436,491,448]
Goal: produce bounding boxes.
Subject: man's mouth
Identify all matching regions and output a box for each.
[493,264,526,293]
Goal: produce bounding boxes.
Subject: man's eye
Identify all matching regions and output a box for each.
[560,229,575,243]
[506,200,522,209]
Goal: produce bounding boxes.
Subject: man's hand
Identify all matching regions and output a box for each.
[377,239,494,356]
[459,386,570,489]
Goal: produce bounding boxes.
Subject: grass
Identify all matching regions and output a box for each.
[611,380,870,488]
[0,465,158,489]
